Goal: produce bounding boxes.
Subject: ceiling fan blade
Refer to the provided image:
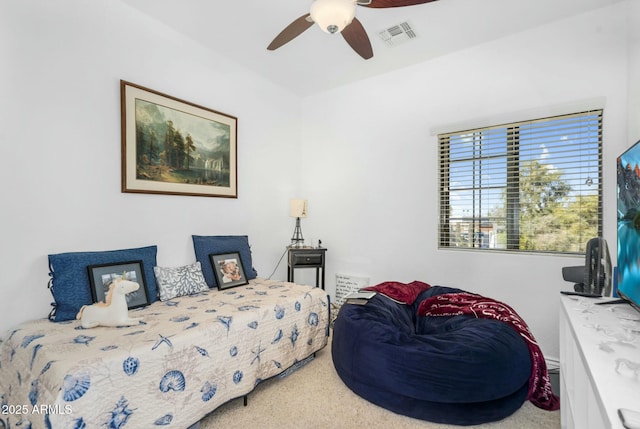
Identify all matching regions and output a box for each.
[361,0,439,8]
[341,18,373,60]
[267,14,314,51]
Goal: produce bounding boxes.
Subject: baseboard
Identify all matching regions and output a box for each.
[546,356,560,371]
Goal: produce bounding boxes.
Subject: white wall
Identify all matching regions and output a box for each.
[0,0,303,333]
[628,0,640,142]
[300,2,632,360]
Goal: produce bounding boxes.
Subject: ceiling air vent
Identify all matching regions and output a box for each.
[378,21,417,47]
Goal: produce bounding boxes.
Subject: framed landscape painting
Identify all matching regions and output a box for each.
[120,80,238,198]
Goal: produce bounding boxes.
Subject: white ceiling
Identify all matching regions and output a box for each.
[121,0,625,96]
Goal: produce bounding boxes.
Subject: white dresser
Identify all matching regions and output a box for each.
[560,295,640,428]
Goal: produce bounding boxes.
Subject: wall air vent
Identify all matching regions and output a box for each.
[378,21,417,47]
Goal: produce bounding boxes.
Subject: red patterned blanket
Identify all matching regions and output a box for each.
[417,292,560,411]
[363,280,431,304]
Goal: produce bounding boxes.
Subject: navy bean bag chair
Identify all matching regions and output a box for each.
[332,282,557,425]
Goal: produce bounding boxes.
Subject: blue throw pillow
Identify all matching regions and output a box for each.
[48,245,158,322]
[192,235,258,288]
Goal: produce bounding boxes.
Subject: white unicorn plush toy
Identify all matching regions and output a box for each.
[76,277,144,328]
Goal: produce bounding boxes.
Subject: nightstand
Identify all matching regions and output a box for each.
[287,247,327,290]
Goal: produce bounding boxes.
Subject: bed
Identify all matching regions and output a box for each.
[0,278,329,429]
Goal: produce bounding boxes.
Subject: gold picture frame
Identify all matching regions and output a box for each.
[120,80,237,198]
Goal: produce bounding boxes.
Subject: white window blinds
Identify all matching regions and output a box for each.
[438,110,602,253]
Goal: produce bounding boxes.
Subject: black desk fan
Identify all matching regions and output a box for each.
[561,237,612,298]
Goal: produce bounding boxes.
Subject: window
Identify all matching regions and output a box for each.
[438,110,602,254]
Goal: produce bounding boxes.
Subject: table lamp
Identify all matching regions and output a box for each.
[290,199,308,248]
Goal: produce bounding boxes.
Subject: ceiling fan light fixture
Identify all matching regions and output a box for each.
[310,0,357,34]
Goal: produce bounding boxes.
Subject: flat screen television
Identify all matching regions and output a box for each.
[616,138,640,312]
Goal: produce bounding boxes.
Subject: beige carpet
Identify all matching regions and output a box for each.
[199,335,560,429]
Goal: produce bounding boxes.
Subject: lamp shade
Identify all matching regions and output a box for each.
[310,0,356,34]
[290,199,308,218]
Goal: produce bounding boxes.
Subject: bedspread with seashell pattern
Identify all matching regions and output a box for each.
[0,278,329,429]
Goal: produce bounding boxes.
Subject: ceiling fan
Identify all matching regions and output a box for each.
[267,0,439,60]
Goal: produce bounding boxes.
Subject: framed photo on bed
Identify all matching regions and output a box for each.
[120,80,238,198]
[209,252,248,290]
[87,260,151,309]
